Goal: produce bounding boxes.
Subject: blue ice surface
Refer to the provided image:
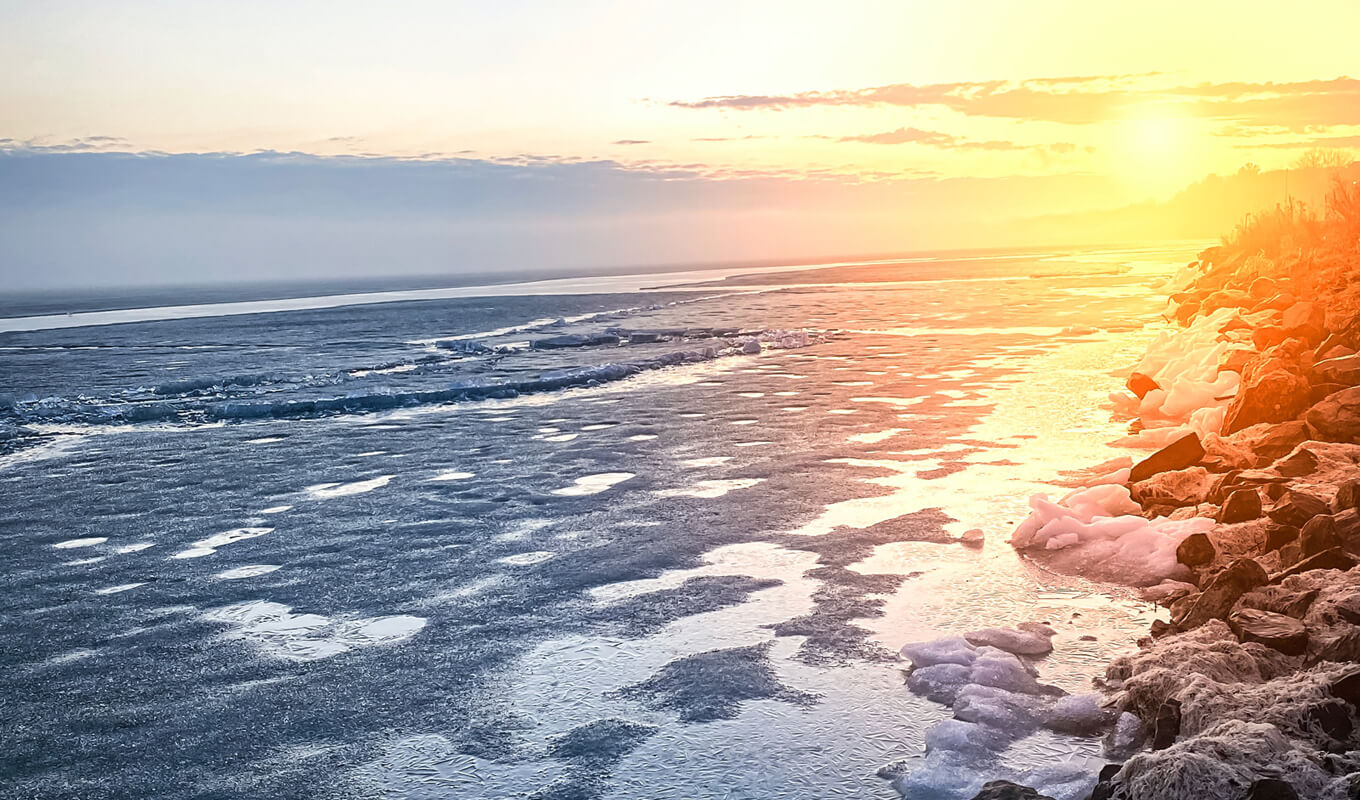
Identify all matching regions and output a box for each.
[0,256,1177,799]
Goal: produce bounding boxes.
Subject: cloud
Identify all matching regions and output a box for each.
[611,139,652,145]
[835,127,1080,154]
[1235,133,1360,149]
[671,75,1360,128]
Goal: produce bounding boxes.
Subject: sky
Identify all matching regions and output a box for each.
[3,1,1360,289]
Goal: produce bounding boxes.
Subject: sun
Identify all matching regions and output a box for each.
[1113,111,1196,196]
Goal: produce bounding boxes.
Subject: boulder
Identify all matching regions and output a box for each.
[1131,467,1215,508]
[1129,433,1205,483]
[1227,607,1308,655]
[1266,490,1329,527]
[1304,699,1353,741]
[1272,547,1359,582]
[967,782,1054,800]
[1329,667,1360,705]
[1281,301,1327,344]
[1336,481,1360,513]
[1176,532,1216,568]
[1314,354,1360,385]
[1175,558,1268,628]
[1238,585,1318,618]
[1249,276,1280,299]
[1310,382,1349,404]
[1150,698,1182,750]
[1204,289,1250,314]
[1314,629,1360,662]
[1239,420,1309,464]
[1126,371,1160,399]
[1252,325,1289,350]
[1300,515,1341,557]
[1224,369,1312,434]
[1306,386,1360,443]
[1244,778,1300,800]
[1264,523,1301,552]
[1216,488,1262,523]
[1273,447,1319,478]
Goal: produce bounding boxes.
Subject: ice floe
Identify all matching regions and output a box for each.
[428,470,475,481]
[215,564,282,579]
[52,537,106,549]
[95,583,146,595]
[657,478,764,499]
[305,475,392,498]
[171,527,273,559]
[551,472,636,496]
[204,600,426,661]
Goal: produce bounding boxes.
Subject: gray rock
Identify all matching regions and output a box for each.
[1227,607,1308,655]
[1129,433,1205,483]
[967,781,1054,800]
[1226,368,1311,434]
[1267,490,1329,528]
[1217,488,1263,523]
[1127,372,1160,399]
[1176,559,1268,628]
[1151,698,1181,750]
[1334,480,1360,513]
[1272,547,1359,582]
[1176,532,1216,568]
[1245,778,1300,800]
[1307,386,1360,443]
[1315,354,1360,385]
[1300,515,1341,557]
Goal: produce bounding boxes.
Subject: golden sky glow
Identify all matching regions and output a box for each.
[3,0,1359,198]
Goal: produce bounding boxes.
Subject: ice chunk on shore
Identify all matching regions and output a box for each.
[964,623,1056,655]
[896,630,1117,800]
[1011,483,1213,585]
[1109,308,1240,437]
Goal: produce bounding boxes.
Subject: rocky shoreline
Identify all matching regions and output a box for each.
[895,199,1360,800]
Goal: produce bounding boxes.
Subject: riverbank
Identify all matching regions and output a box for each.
[975,185,1360,799]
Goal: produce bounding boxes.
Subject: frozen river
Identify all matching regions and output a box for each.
[2,246,1190,799]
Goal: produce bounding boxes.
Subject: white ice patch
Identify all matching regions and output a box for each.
[581,423,616,431]
[115,542,155,554]
[428,471,475,482]
[658,478,764,499]
[171,527,273,559]
[258,505,292,514]
[628,434,657,441]
[682,456,732,467]
[356,450,386,457]
[848,429,906,444]
[551,472,635,496]
[96,582,145,595]
[543,433,579,442]
[497,551,555,566]
[730,419,758,425]
[204,600,426,661]
[216,564,281,580]
[245,436,286,444]
[52,537,106,549]
[305,475,392,498]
